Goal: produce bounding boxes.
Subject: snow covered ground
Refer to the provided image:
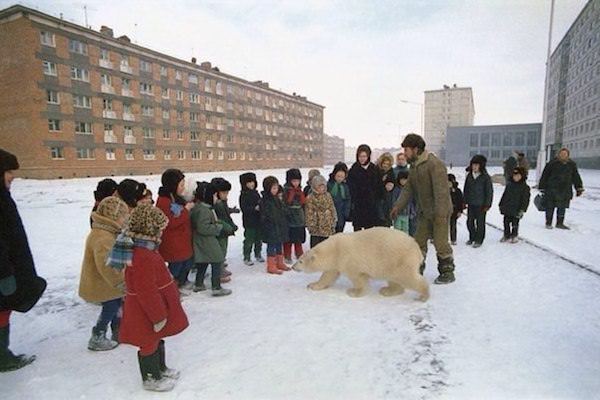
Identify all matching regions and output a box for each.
[1,167,600,399]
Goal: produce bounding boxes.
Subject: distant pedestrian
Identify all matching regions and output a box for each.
[448,174,464,245]
[464,155,493,248]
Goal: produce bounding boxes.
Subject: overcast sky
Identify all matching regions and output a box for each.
[4,0,588,148]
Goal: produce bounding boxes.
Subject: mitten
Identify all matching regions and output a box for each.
[153,319,167,333]
[0,275,17,296]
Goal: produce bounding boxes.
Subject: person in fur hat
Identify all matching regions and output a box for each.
[327,162,351,233]
[463,154,493,248]
[119,204,189,392]
[260,176,290,274]
[90,178,117,227]
[305,175,337,248]
[156,169,194,294]
[117,179,146,209]
[79,196,129,351]
[211,177,238,277]
[0,149,47,372]
[499,167,530,243]
[239,172,264,266]
[304,169,321,197]
[347,144,380,231]
[282,168,306,264]
[191,182,232,296]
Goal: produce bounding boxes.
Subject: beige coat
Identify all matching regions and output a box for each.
[305,192,337,237]
[78,213,124,303]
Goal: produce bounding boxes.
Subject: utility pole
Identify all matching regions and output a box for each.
[84,5,88,28]
[537,0,555,184]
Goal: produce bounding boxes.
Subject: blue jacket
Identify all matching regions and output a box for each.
[327,179,351,231]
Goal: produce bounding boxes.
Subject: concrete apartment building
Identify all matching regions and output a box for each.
[0,5,324,179]
[544,0,600,168]
[445,123,541,167]
[323,134,344,166]
[424,85,475,160]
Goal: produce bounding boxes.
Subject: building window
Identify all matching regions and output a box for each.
[47,90,60,104]
[503,133,512,147]
[69,39,88,55]
[162,109,169,119]
[50,147,63,159]
[124,126,134,137]
[76,148,95,159]
[142,127,155,138]
[176,90,184,101]
[177,150,186,160]
[480,133,490,147]
[191,131,201,141]
[175,70,182,80]
[143,149,156,160]
[125,149,134,160]
[140,60,152,72]
[470,133,479,147]
[141,105,154,116]
[75,122,92,134]
[103,98,113,111]
[106,148,116,160]
[140,83,153,95]
[40,31,55,47]
[177,130,184,140]
[206,150,213,160]
[164,150,171,160]
[527,131,538,146]
[204,79,212,92]
[120,54,129,66]
[73,95,92,108]
[163,129,171,140]
[48,119,60,131]
[160,66,168,76]
[100,48,110,61]
[177,110,184,121]
[491,133,501,147]
[227,151,236,160]
[161,87,169,99]
[502,149,512,158]
[189,74,198,84]
[191,150,202,160]
[43,61,57,76]
[190,93,200,104]
[218,151,224,160]
[216,82,223,95]
[515,132,525,146]
[190,112,200,122]
[70,67,90,82]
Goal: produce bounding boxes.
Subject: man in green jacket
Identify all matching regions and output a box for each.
[391,134,455,284]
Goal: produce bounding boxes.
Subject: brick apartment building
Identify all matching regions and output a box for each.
[323,134,344,166]
[0,5,324,179]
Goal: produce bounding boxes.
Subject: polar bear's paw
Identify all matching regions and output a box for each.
[379,284,405,297]
[346,288,366,297]
[307,282,328,290]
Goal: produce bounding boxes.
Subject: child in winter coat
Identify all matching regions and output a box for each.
[327,162,351,233]
[260,176,290,274]
[190,182,232,296]
[79,196,129,351]
[283,169,306,263]
[90,178,117,227]
[378,174,400,227]
[119,204,189,392]
[499,167,530,243]
[117,179,146,209]
[305,175,337,248]
[463,155,493,248]
[304,169,321,197]
[211,178,238,278]
[393,171,417,235]
[156,169,194,292]
[448,174,465,245]
[239,172,264,266]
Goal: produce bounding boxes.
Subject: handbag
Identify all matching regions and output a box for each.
[534,193,547,212]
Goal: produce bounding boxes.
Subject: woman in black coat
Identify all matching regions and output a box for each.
[347,144,380,231]
[0,149,46,372]
[538,148,584,229]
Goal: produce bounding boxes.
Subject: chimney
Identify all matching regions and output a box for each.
[293,92,297,96]
[443,84,449,89]
[200,61,212,70]
[453,83,457,88]
[212,67,220,72]
[117,35,131,43]
[191,57,197,64]
[100,25,114,38]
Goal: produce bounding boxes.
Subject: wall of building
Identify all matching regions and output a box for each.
[323,134,344,166]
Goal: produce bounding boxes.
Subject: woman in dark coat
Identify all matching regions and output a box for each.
[538,148,584,229]
[0,149,47,372]
[347,144,380,231]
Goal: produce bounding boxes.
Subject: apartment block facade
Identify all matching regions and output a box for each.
[0,5,324,179]
[323,134,344,166]
[544,0,600,168]
[424,85,475,160]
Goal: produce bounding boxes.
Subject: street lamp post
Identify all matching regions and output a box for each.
[399,99,424,137]
[537,0,555,184]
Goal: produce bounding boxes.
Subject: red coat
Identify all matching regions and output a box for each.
[156,195,193,262]
[120,247,189,347]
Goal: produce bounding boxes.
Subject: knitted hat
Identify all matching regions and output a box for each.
[0,148,19,175]
[401,134,426,150]
[307,169,321,184]
[161,169,185,195]
[310,174,327,190]
[195,181,217,205]
[286,168,302,183]
[126,204,168,242]
[356,144,371,164]
[94,178,118,202]
[117,179,145,208]
[211,177,232,192]
[239,172,257,190]
[263,176,279,193]
[96,196,129,222]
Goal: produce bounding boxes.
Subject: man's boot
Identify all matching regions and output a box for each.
[434,256,455,284]
[0,325,36,372]
[556,216,570,230]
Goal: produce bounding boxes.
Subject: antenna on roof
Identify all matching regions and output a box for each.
[84,5,88,28]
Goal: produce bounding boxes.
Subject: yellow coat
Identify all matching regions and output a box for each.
[78,212,124,303]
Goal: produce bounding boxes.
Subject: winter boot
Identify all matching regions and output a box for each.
[88,327,118,351]
[500,236,509,243]
[545,216,553,229]
[221,267,232,277]
[267,256,282,275]
[138,349,175,392]
[465,240,474,245]
[243,259,254,266]
[276,254,291,271]
[510,237,519,244]
[212,288,233,297]
[556,217,570,230]
[434,257,456,285]
[158,340,180,380]
[255,255,265,263]
[0,325,36,372]
[110,319,120,343]
[294,242,304,259]
[193,283,207,292]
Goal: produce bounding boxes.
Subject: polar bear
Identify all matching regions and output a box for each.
[292,227,429,301]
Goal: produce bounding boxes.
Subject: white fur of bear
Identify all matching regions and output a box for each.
[292,227,429,301]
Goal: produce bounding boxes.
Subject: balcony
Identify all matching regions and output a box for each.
[216,106,225,113]
[102,110,117,119]
[101,84,115,94]
[104,133,118,143]
[124,135,136,144]
[123,113,135,122]
[122,88,134,97]
[99,59,113,69]
[205,104,214,112]
[217,141,225,148]
[217,124,225,131]
[206,123,214,130]
[206,140,214,148]
[120,64,133,74]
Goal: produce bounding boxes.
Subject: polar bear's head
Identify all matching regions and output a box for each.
[292,245,332,273]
